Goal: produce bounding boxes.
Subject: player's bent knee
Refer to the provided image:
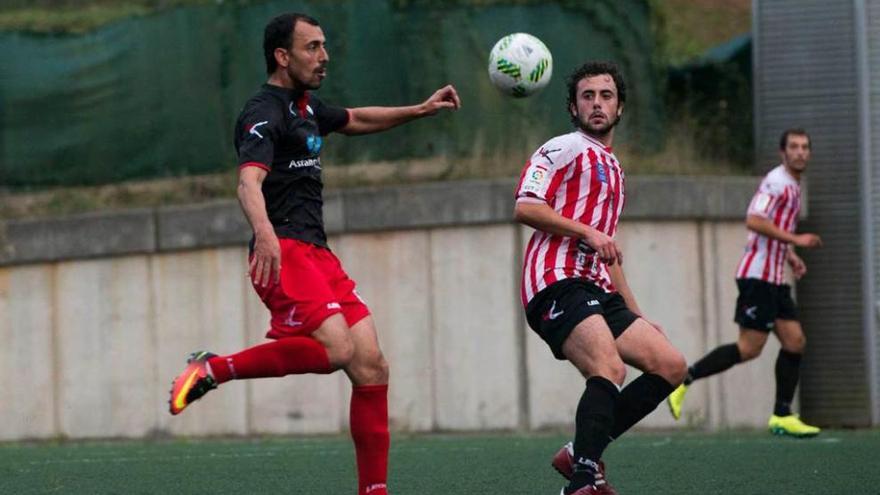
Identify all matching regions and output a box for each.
[572,352,626,385]
[738,345,762,361]
[312,315,356,368]
[348,352,389,385]
[365,353,390,383]
[325,335,355,369]
[783,334,806,353]
[606,361,627,386]
[663,351,688,385]
[736,336,766,361]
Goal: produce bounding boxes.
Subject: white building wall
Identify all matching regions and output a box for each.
[0,219,780,440]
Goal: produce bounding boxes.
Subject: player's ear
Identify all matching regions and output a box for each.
[616,103,624,117]
[274,47,289,69]
[569,102,577,119]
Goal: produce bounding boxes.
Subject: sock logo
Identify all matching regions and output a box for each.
[365,483,387,493]
[226,357,238,380]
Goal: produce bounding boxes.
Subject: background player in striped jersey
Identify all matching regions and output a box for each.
[514,61,687,495]
[667,129,823,437]
[168,13,460,495]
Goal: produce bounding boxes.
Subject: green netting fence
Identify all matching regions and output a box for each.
[0,0,663,187]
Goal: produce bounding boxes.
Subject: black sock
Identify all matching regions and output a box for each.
[687,343,741,382]
[774,349,802,416]
[610,373,675,439]
[683,369,694,386]
[569,376,619,491]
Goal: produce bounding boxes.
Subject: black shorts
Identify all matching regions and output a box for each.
[733,278,798,332]
[525,278,639,360]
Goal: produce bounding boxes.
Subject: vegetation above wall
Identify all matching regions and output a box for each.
[0,0,753,218]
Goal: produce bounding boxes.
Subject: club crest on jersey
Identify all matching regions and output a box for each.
[596,161,609,184]
[247,121,268,139]
[307,135,323,155]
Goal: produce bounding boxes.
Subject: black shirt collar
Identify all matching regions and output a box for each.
[262,83,307,101]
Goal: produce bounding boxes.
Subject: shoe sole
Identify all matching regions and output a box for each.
[769,426,820,438]
[667,398,681,421]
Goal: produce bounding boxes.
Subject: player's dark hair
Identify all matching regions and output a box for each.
[566,61,627,123]
[264,13,320,75]
[779,128,811,150]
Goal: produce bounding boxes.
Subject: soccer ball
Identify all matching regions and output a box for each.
[488,33,553,98]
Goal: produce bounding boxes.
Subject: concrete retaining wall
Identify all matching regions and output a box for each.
[0,176,786,441]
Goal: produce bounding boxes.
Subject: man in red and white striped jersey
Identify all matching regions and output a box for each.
[667,129,823,438]
[514,61,687,495]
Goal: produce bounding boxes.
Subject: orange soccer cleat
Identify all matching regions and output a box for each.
[169,351,218,415]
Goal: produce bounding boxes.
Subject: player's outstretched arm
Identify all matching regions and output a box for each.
[238,167,281,287]
[339,85,461,135]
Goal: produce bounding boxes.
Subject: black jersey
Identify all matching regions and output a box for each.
[234,84,349,247]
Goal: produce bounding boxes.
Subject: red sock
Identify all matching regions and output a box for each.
[207,336,332,384]
[350,384,390,495]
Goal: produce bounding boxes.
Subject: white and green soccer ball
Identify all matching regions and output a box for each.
[488,33,553,98]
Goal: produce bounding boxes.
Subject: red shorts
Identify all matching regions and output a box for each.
[251,238,370,339]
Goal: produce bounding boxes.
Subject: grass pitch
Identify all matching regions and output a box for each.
[2,430,877,494]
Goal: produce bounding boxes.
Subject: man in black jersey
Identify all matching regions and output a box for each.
[169,13,460,495]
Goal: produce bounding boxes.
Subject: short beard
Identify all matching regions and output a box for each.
[575,112,619,138]
[288,68,322,91]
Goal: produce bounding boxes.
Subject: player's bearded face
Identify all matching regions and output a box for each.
[287,23,329,90]
[576,107,620,136]
[782,135,810,172]
[571,75,621,137]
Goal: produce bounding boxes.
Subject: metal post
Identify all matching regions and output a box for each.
[854,0,880,426]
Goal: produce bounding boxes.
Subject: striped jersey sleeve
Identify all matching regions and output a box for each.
[515,136,578,204]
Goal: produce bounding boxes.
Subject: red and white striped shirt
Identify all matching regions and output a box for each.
[735,164,801,284]
[516,130,625,306]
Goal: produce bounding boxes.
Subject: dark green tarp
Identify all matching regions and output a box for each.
[0,0,663,187]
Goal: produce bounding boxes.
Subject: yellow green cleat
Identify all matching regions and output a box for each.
[666,384,688,420]
[768,414,820,437]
